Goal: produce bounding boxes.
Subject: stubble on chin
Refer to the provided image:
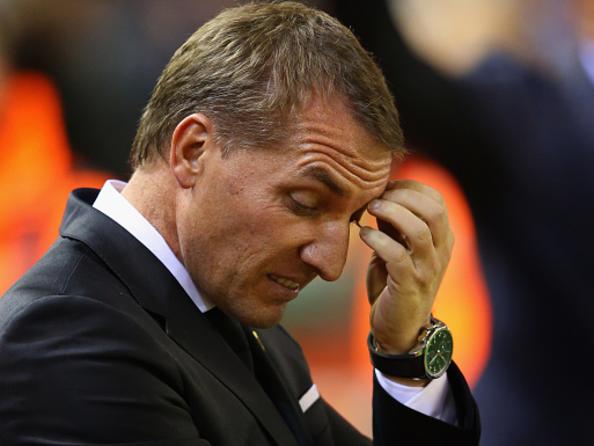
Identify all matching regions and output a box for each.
[189,264,287,328]
[218,294,287,329]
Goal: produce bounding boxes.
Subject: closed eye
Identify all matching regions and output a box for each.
[288,190,321,216]
[288,196,318,216]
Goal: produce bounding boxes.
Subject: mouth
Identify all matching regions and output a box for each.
[267,273,301,293]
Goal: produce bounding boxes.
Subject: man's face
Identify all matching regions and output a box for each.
[176,95,392,327]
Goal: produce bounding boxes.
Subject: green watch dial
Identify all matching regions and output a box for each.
[424,326,453,378]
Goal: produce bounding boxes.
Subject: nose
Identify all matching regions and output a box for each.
[299,222,350,282]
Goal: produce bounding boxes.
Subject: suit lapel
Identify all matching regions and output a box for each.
[166,285,300,446]
[248,329,314,446]
[60,188,300,446]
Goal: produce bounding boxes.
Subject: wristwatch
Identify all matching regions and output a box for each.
[368,317,453,380]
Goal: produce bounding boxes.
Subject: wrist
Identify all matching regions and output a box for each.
[373,331,422,355]
[368,316,453,380]
[373,317,433,355]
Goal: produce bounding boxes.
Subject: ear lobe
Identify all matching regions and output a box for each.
[169,113,215,188]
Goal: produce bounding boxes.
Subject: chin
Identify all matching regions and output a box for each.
[229,302,287,329]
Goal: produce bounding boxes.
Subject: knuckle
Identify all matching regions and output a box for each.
[412,225,432,243]
[426,204,444,224]
[427,186,445,205]
[392,245,409,263]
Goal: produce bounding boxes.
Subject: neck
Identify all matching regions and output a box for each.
[122,163,182,258]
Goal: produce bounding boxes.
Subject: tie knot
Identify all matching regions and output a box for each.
[203,308,254,372]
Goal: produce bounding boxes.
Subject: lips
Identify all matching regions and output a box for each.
[267,273,301,292]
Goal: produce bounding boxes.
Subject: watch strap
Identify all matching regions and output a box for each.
[368,332,427,379]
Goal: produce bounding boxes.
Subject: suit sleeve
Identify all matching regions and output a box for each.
[372,362,480,445]
[268,325,479,444]
[318,363,479,445]
[0,294,208,445]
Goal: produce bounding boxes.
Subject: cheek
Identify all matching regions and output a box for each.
[226,203,305,269]
[183,180,303,270]
[206,198,279,257]
[229,188,284,233]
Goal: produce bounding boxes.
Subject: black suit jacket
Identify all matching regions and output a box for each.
[0,188,480,445]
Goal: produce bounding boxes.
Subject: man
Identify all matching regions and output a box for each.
[0,2,479,444]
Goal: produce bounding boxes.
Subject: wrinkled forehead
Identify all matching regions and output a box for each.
[289,94,393,193]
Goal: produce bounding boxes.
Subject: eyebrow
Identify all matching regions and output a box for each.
[300,166,347,197]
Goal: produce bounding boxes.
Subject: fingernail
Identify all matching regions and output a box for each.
[369,199,381,211]
[359,226,372,237]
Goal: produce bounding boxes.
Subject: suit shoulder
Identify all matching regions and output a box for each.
[0,292,191,441]
[0,237,130,328]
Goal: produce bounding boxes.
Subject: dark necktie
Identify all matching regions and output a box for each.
[203,307,254,372]
[246,328,309,446]
[204,308,307,445]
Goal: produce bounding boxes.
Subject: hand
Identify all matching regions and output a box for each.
[359,179,454,355]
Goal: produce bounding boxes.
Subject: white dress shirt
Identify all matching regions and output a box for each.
[92,179,456,424]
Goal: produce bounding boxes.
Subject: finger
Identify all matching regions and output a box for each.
[386,179,445,208]
[366,252,388,304]
[381,188,449,248]
[359,226,415,282]
[367,198,436,264]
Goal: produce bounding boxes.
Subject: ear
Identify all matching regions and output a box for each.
[169,113,217,188]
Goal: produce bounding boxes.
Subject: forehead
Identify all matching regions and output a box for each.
[288,94,393,197]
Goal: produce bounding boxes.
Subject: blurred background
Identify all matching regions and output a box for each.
[1,0,591,444]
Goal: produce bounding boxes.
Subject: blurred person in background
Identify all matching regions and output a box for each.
[336,0,594,444]
[0,2,480,444]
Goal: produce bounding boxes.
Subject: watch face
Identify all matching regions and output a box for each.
[424,326,454,378]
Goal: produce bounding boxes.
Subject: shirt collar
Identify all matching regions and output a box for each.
[92,179,214,313]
